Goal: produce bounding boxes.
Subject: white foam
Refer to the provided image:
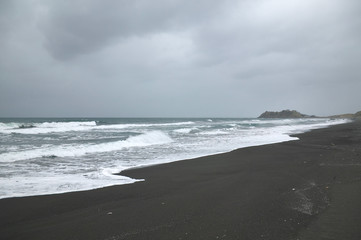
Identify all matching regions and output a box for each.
[0,121,97,134]
[0,121,194,134]
[95,121,195,130]
[0,131,173,162]
[0,122,19,130]
[0,170,143,199]
[198,129,229,135]
[0,118,350,199]
[173,128,196,134]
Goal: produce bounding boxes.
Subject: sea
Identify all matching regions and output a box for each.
[0,117,349,199]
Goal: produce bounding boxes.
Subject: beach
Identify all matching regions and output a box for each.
[1,120,361,240]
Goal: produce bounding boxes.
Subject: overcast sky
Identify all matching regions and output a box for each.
[0,0,360,117]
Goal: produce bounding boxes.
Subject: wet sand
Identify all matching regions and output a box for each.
[1,121,361,240]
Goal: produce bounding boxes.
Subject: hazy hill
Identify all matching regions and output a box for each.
[258,110,313,118]
[258,110,361,119]
[330,111,361,120]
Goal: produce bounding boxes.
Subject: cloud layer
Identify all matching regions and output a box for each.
[1,0,360,117]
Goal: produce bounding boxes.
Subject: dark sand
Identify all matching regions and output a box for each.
[1,121,361,240]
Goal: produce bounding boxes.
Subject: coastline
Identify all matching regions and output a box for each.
[1,121,361,239]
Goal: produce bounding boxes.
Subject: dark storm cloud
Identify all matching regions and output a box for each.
[40,0,229,60]
[0,0,361,117]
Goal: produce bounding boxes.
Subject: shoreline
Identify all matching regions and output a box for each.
[1,118,347,200]
[1,121,361,239]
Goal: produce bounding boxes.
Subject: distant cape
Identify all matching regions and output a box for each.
[258,110,315,119]
[329,111,361,120]
[258,110,361,119]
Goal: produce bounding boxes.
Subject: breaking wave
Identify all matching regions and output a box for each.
[0,121,97,134]
[0,117,351,199]
[0,131,173,162]
[0,121,194,134]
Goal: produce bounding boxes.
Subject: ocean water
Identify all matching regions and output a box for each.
[0,117,349,199]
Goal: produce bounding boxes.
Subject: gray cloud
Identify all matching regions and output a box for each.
[0,0,361,117]
[40,0,228,60]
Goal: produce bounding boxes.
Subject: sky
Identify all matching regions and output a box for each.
[0,0,360,118]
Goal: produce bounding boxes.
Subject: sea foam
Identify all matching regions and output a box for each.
[0,131,172,162]
[0,121,194,134]
[0,117,351,199]
[0,121,97,134]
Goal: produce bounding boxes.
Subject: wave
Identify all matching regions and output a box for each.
[198,129,229,135]
[95,121,195,130]
[0,121,97,134]
[0,118,351,199]
[0,121,194,134]
[0,170,142,199]
[173,127,198,134]
[0,131,173,162]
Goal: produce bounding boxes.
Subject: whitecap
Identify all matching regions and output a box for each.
[0,131,173,162]
[0,121,97,134]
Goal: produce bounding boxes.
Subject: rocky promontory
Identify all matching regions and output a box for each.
[258,110,361,119]
[258,110,314,119]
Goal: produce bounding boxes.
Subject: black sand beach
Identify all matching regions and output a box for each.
[1,121,361,240]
